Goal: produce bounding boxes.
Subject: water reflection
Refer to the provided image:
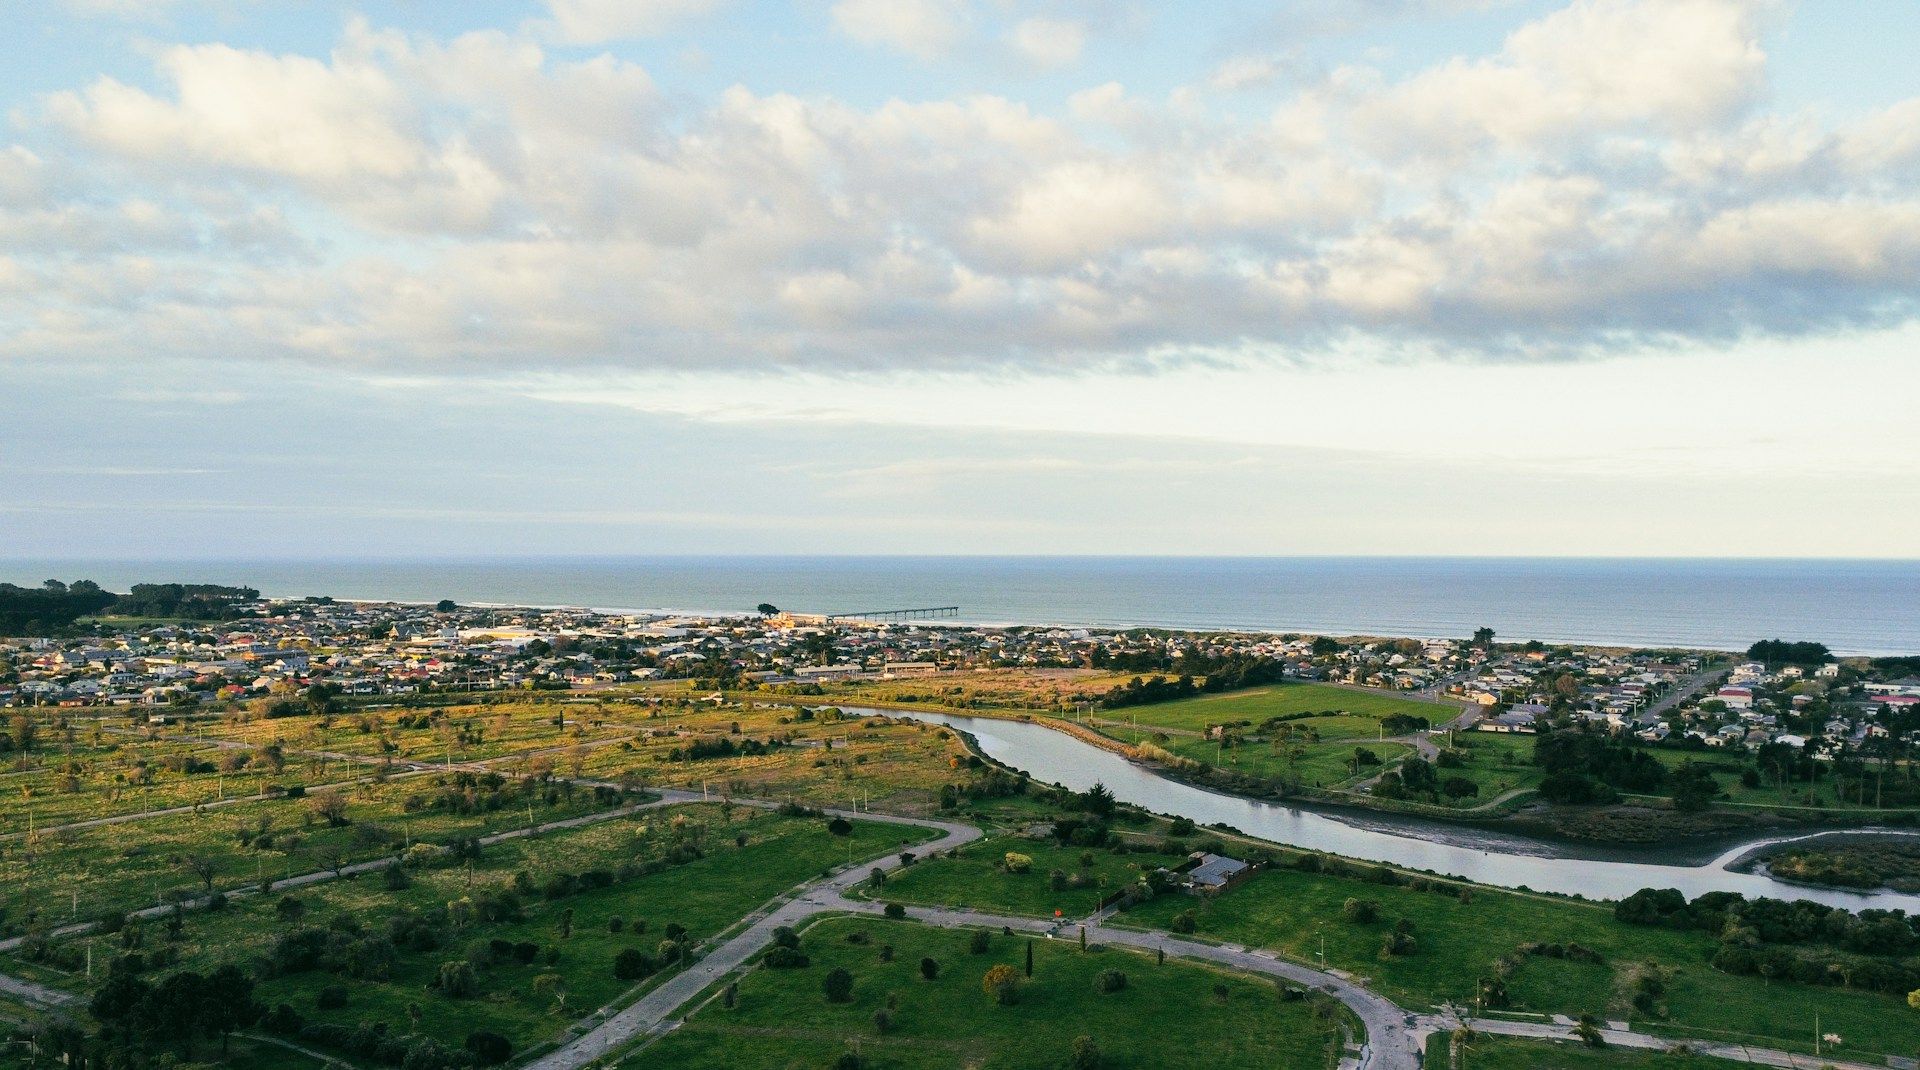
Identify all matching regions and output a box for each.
[856,708,1920,911]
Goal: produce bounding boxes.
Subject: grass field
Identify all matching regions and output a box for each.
[1427,732,1544,804]
[10,805,936,1061]
[642,916,1357,1069]
[1100,722,1414,790]
[1119,864,1919,1059]
[1,771,624,923]
[577,704,967,814]
[0,735,348,833]
[786,668,1144,714]
[1099,683,1454,734]
[866,835,1192,918]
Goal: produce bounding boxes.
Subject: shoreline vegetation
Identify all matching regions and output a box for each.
[819,694,1920,847]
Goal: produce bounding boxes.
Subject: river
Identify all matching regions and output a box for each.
[854,707,1920,912]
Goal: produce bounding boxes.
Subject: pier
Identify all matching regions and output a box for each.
[824,605,960,623]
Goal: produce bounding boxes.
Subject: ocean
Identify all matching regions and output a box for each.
[6,556,1918,656]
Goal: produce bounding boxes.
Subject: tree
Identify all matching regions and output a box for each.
[823,967,855,1002]
[1908,987,1919,1009]
[827,816,853,837]
[614,948,652,980]
[1472,627,1496,647]
[757,603,779,616]
[1083,782,1116,819]
[181,853,222,893]
[1574,1014,1606,1047]
[434,960,479,998]
[1069,1035,1102,1070]
[920,957,940,980]
[202,964,262,1055]
[1095,968,1127,993]
[1441,777,1479,801]
[1025,940,1034,977]
[982,963,1022,1005]
[306,789,349,827]
[465,1030,512,1065]
[436,599,458,612]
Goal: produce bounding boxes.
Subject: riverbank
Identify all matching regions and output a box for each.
[829,697,1918,857]
[861,706,1920,910]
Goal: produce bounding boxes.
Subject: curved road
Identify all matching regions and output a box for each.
[524,806,1418,1070]
[0,794,1887,1070]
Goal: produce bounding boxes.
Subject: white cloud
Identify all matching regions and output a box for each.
[1007,17,1086,70]
[540,0,728,44]
[1356,0,1769,155]
[1207,54,1291,92]
[831,0,969,58]
[5,0,1920,379]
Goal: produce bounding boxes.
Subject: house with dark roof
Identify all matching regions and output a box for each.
[1183,853,1253,896]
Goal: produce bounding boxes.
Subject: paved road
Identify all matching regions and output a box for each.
[0,969,73,1008]
[1416,1013,1893,1070]
[1644,666,1729,721]
[521,809,984,1070]
[523,803,1419,1070]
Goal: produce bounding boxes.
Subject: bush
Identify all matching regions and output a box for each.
[969,930,991,954]
[884,902,907,919]
[614,948,654,981]
[823,967,855,1002]
[262,1003,304,1034]
[919,957,940,980]
[762,946,810,969]
[982,963,1022,1005]
[1170,909,1197,934]
[433,960,478,998]
[316,984,349,1009]
[464,1030,512,1065]
[1069,1035,1102,1070]
[1095,968,1128,993]
[1002,852,1034,874]
[1343,898,1379,924]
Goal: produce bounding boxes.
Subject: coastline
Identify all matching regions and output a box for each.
[11,555,1919,655]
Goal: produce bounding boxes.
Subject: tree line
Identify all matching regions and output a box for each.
[0,579,259,633]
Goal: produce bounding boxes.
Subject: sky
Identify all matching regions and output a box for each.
[2,0,1918,558]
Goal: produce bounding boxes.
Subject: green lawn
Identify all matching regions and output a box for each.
[1100,683,1453,734]
[13,805,936,1062]
[1118,864,1920,1059]
[643,916,1356,1069]
[1427,733,1544,804]
[1102,721,1415,790]
[869,835,1190,919]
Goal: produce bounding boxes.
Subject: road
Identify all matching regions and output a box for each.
[0,790,709,959]
[524,800,1421,1070]
[0,781,1894,1070]
[1414,1012,1895,1070]
[521,809,985,1070]
[1643,665,1729,721]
